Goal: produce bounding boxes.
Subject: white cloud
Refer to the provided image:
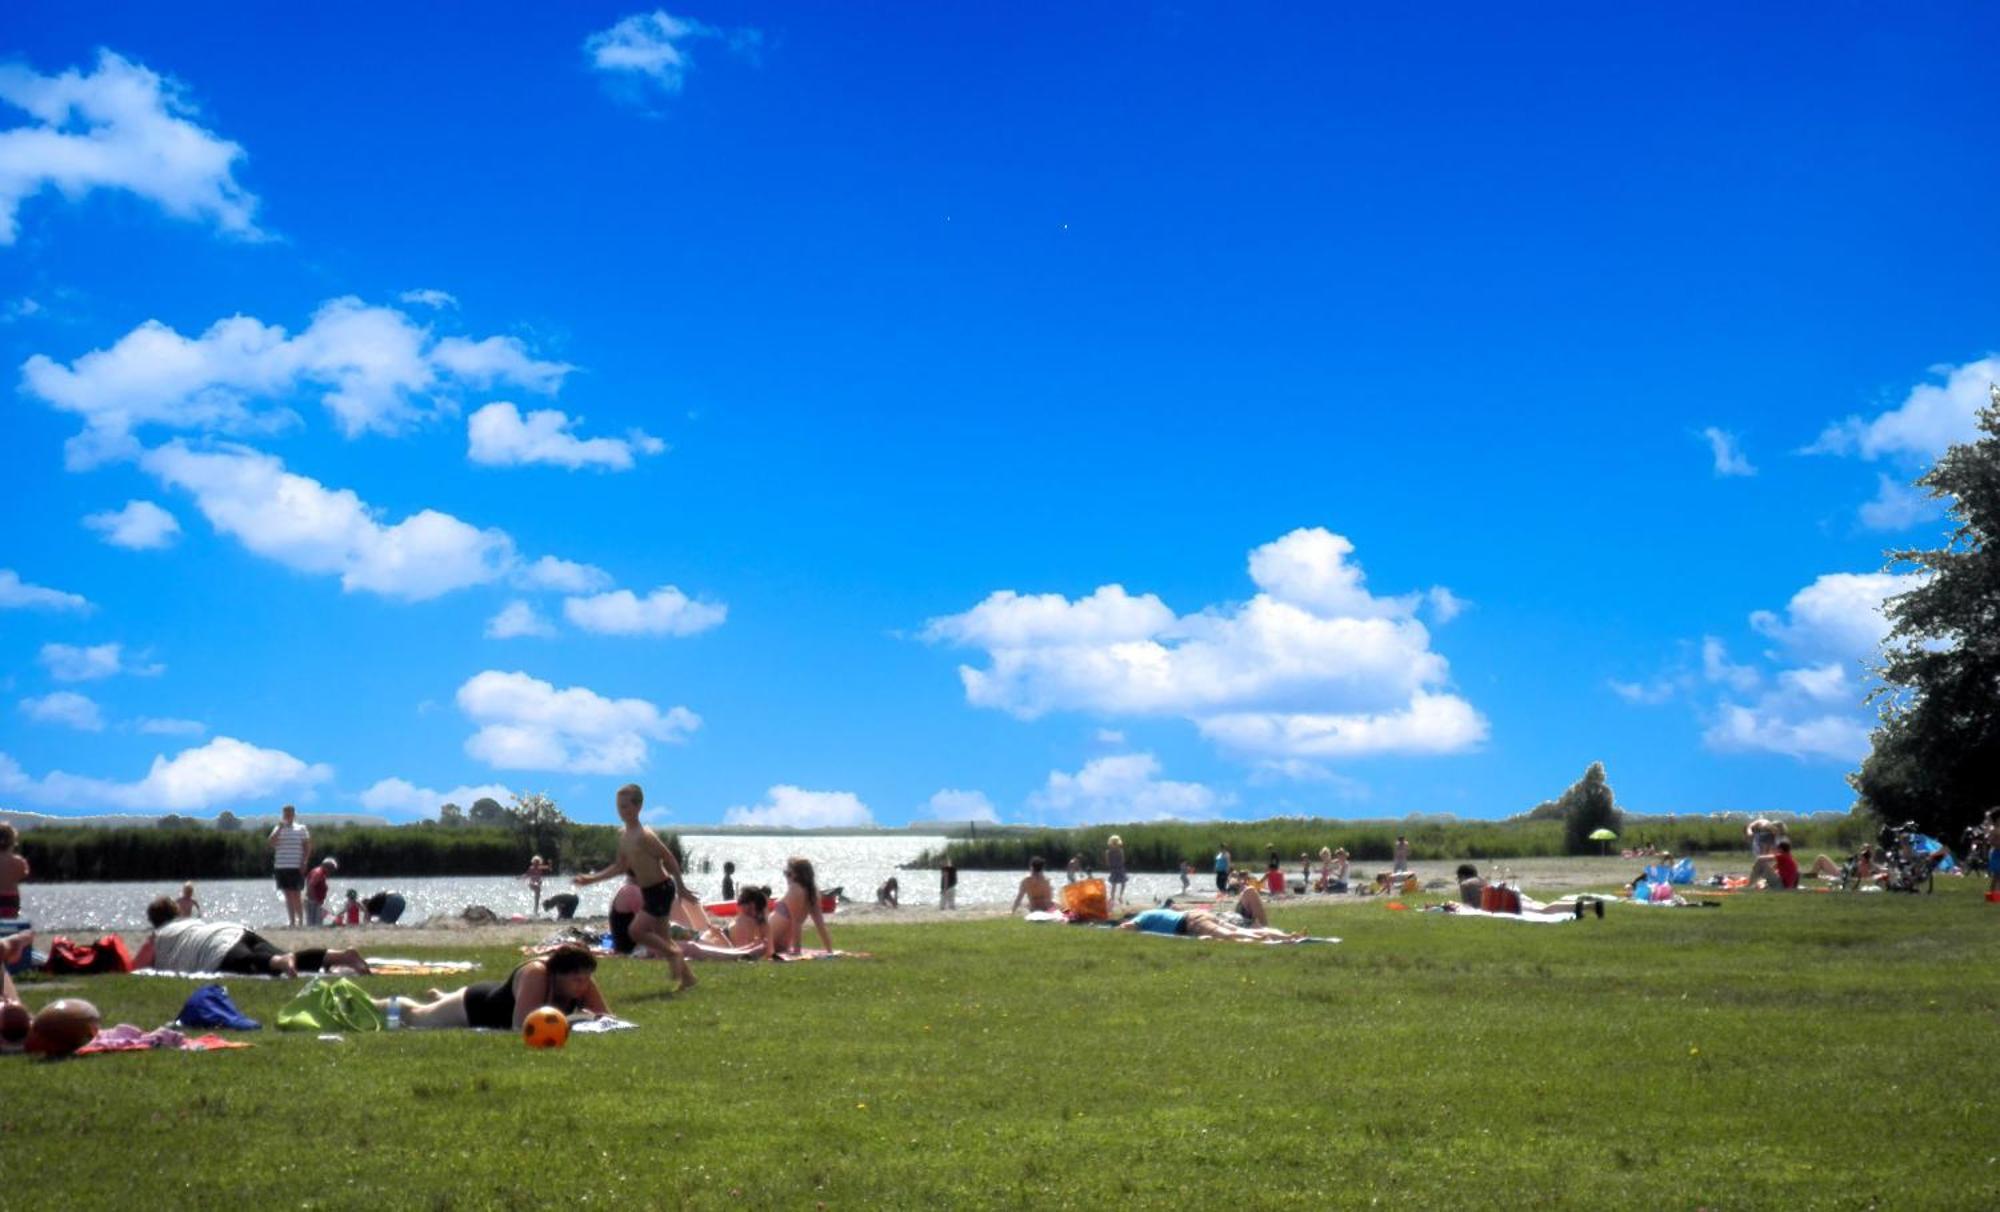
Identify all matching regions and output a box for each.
[0,568,91,613]
[2,296,42,322]
[456,669,700,774]
[564,585,727,637]
[40,641,162,682]
[515,555,614,595]
[1700,426,1756,477]
[584,10,759,98]
[0,735,331,811]
[1809,356,2000,462]
[1029,753,1227,823]
[398,288,458,310]
[723,785,874,829]
[142,441,518,601]
[1094,728,1126,745]
[1857,474,1940,532]
[1608,678,1677,706]
[358,776,514,816]
[1748,572,1917,664]
[467,402,662,472]
[1700,637,1761,694]
[1425,586,1468,623]
[83,498,180,549]
[923,788,999,825]
[0,50,261,245]
[137,716,206,736]
[486,600,555,639]
[1704,703,1871,763]
[20,690,105,731]
[21,296,572,465]
[925,528,1484,761]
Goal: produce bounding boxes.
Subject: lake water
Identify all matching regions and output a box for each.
[10,833,1207,930]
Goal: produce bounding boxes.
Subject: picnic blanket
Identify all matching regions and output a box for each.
[77,1024,254,1055]
[364,958,478,976]
[1023,910,1066,923]
[1424,904,1580,924]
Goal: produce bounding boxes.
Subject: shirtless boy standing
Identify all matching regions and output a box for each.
[574,784,698,991]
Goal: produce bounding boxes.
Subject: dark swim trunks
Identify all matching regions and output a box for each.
[639,878,676,918]
[0,892,19,918]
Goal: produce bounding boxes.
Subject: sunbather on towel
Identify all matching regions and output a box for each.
[1117,907,1303,943]
[133,897,369,977]
[375,943,606,1030]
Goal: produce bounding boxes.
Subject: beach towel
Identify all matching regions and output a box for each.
[771,949,874,962]
[363,958,478,976]
[1423,904,1582,924]
[1023,910,1066,923]
[570,1015,638,1034]
[76,1024,254,1055]
[176,984,260,1031]
[276,977,384,1032]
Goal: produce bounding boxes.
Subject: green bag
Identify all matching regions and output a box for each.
[276,976,385,1032]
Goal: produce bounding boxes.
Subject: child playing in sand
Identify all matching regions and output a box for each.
[0,822,28,921]
[768,857,835,958]
[335,888,363,926]
[573,785,698,990]
[175,882,202,918]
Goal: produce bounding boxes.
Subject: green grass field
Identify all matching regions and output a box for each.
[8,883,2000,1210]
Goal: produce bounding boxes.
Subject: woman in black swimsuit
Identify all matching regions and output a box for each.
[373,944,608,1030]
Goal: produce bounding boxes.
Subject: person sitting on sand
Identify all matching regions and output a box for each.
[363,890,406,925]
[1117,906,1304,943]
[1,821,30,921]
[132,897,369,977]
[376,943,606,1030]
[333,888,363,926]
[1263,858,1285,895]
[1012,857,1057,914]
[573,783,699,991]
[175,881,202,919]
[876,877,900,908]
[1749,840,1801,890]
[768,857,835,958]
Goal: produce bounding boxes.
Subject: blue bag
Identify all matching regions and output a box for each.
[177,983,261,1031]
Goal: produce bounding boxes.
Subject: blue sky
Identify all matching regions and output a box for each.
[3,3,1997,828]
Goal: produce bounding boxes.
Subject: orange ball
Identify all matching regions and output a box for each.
[521,1006,569,1050]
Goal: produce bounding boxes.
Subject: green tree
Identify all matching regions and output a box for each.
[1851,384,2000,840]
[215,810,242,832]
[468,797,509,827]
[438,802,465,827]
[1553,762,1621,855]
[511,791,569,866]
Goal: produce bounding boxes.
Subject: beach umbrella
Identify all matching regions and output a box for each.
[1588,827,1618,856]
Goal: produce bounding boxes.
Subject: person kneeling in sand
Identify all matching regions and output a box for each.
[377,943,606,1030]
[132,897,369,977]
[1011,857,1057,913]
[876,877,899,908]
[1117,906,1303,943]
[573,783,699,991]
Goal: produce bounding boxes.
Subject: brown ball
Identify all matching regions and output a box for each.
[26,998,101,1057]
[0,1001,30,1047]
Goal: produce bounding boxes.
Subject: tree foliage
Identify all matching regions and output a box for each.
[1553,762,1622,855]
[468,797,508,826]
[1852,385,2000,839]
[438,802,465,827]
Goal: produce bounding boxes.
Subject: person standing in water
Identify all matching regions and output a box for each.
[573,784,698,991]
[940,858,958,910]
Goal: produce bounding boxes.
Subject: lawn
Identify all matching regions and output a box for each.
[7,883,2000,1210]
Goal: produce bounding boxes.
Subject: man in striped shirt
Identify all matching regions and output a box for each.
[268,804,312,927]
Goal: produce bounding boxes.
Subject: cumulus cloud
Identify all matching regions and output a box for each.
[359,776,515,816]
[1700,637,1760,694]
[1809,356,2000,462]
[21,296,572,465]
[398,288,458,310]
[456,670,699,774]
[1700,426,1756,477]
[584,10,760,99]
[83,498,180,549]
[925,528,1484,761]
[0,49,261,245]
[141,441,518,601]
[723,785,874,829]
[1857,474,1941,532]
[467,402,663,472]
[1608,678,1677,706]
[515,555,613,595]
[20,690,105,731]
[923,788,1000,825]
[564,585,727,637]
[137,716,206,736]
[1425,587,1468,624]
[1748,572,1917,665]
[486,600,555,639]
[0,735,331,810]
[0,568,91,612]
[1029,753,1227,823]
[40,641,162,682]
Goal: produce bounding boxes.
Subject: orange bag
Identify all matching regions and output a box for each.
[1060,878,1109,921]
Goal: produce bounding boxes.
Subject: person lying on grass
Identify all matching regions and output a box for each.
[768,857,835,958]
[1454,865,1606,918]
[133,896,369,977]
[1011,857,1057,914]
[573,783,698,992]
[1117,906,1304,943]
[376,943,607,1030]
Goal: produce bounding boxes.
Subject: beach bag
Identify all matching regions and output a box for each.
[177,984,261,1031]
[43,934,134,975]
[276,977,384,1032]
[1061,878,1109,921]
[1670,858,1695,885]
[1644,864,1672,885]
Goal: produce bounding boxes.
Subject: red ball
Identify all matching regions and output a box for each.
[26,998,100,1058]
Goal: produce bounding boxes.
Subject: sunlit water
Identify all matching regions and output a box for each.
[11,833,1215,930]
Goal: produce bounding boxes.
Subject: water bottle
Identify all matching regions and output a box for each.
[386,998,402,1031]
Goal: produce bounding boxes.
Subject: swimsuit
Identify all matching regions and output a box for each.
[0,892,18,918]
[463,963,586,1030]
[1131,909,1187,935]
[638,878,677,917]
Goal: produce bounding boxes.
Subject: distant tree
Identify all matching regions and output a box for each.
[438,802,465,828]
[1522,799,1564,821]
[512,791,570,865]
[468,797,508,827]
[1852,384,2000,839]
[157,814,190,829]
[215,810,242,832]
[1553,762,1622,855]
